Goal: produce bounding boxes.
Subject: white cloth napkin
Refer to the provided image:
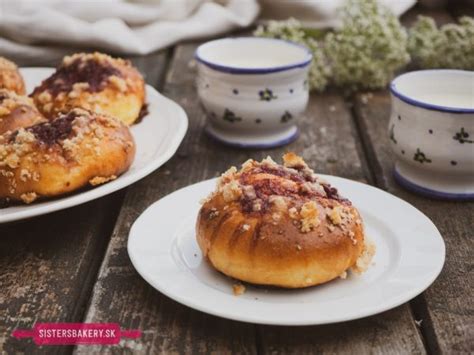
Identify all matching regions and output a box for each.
[0,0,260,64]
[259,0,416,28]
[0,0,415,65]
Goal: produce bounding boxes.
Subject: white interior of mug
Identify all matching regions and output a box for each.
[391,70,474,111]
[196,37,312,70]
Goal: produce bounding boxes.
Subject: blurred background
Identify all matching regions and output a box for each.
[1,0,473,66]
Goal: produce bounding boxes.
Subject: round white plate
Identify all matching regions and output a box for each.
[0,68,188,223]
[128,176,445,326]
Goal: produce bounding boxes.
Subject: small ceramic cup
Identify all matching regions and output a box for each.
[195,37,312,148]
[389,70,474,200]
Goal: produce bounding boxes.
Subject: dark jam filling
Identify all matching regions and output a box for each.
[12,111,78,145]
[238,165,350,213]
[241,198,267,214]
[255,165,307,183]
[134,103,149,124]
[32,58,121,96]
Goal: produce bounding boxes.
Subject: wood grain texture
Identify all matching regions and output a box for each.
[75,44,258,354]
[76,43,426,354]
[0,193,123,355]
[259,308,425,355]
[0,52,169,354]
[353,92,474,354]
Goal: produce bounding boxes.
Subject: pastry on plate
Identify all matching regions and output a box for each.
[0,57,26,95]
[0,108,135,204]
[0,89,46,135]
[196,153,375,288]
[31,52,146,125]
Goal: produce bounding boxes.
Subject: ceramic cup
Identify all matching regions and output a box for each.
[195,37,312,148]
[389,70,474,200]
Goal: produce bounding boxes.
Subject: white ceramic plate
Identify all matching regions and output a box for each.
[0,68,188,223]
[128,176,445,326]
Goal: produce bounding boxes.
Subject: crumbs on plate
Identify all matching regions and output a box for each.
[232,283,246,296]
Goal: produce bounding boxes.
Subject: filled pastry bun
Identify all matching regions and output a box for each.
[0,108,135,204]
[196,153,375,288]
[31,52,145,125]
[0,89,45,135]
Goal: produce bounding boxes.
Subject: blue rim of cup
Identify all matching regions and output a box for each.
[195,37,313,75]
[390,70,474,114]
[393,168,474,201]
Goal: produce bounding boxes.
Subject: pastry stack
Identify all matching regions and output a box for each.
[0,53,146,205]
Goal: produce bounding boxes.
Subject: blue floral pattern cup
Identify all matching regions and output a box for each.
[195,37,312,148]
[389,70,474,200]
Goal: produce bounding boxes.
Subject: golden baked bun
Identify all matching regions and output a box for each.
[196,153,375,288]
[0,57,26,95]
[0,108,135,204]
[0,89,46,135]
[31,52,146,125]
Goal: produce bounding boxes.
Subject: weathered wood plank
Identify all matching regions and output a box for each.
[259,308,425,355]
[77,42,425,354]
[75,43,258,354]
[0,193,123,354]
[353,91,474,354]
[0,51,170,354]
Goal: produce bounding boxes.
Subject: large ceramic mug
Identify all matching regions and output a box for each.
[195,37,312,148]
[389,70,474,200]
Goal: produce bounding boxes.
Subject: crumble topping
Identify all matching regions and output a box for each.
[242,184,256,200]
[348,231,357,245]
[20,192,37,204]
[351,237,376,274]
[0,108,131,195]
[207,154,354,234]
[0,57,18,71]
[89,175,117,186]
[241,158,255,172]
[232,283,246,296]
[328,206,343,225]
[283,152,306,169]
[221,180,242,202]
[288,207,298,219]
[36,91,52,104]
[207,207,219,219]
[0,90,29,106]
[31,52,129,102]
[109,75,128,92]
[300,201,320,232]
[269,195,287,211]
[0,89,41,119]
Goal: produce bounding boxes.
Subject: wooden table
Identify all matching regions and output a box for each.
[1,6,472,354]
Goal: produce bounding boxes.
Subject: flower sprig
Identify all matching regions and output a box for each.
[254,0,473,92]
[254,18,330,92]
[408,16,474,70]
[324,0,409,90]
